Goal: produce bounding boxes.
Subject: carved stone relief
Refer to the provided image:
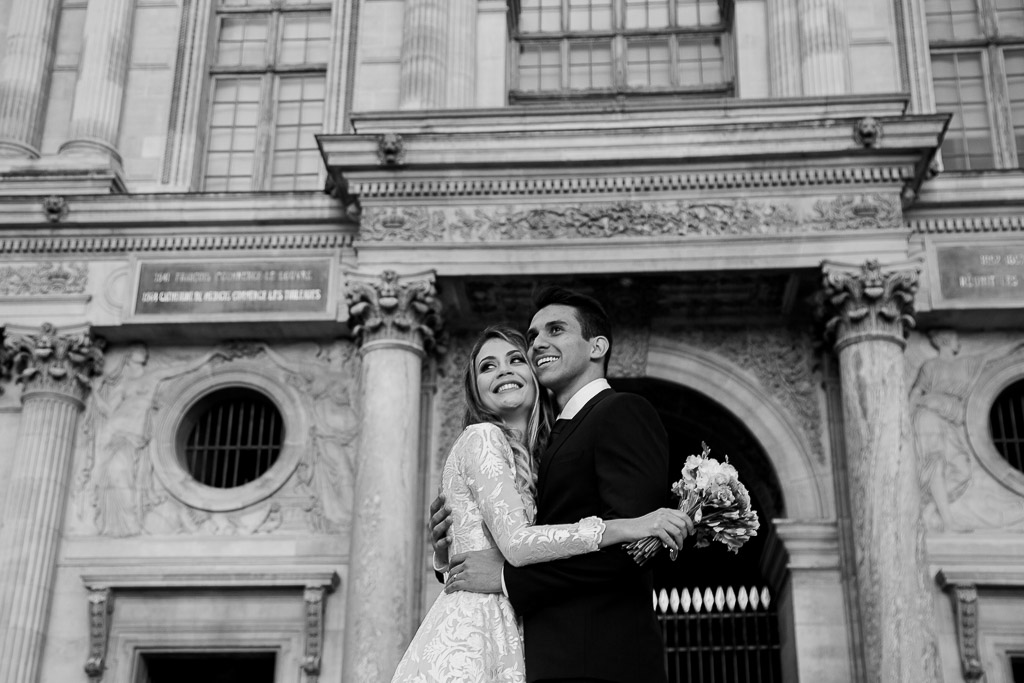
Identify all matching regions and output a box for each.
[433,333,473,468]
[69,341,360,539]
[0,262,87,295]
[906,331,1024,532]
[675,326,825,465]
[360,194,901,242]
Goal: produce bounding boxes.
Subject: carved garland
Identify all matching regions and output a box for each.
[302,586,327,682]
[943,583,985,681]
[359,195,902,243]
[0,262,88,295]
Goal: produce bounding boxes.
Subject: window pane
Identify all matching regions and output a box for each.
[569,40,613,89]
[627,38,671,87]
[270,75,324,190]
[924,0,982,41]
[625,0,670,29]
[216,15,268,67]
[203,77,261,191]
[279,12,331,65]
[931,52,996,169]
[996,0,1024,36]
[569,0,613,31]
[677,0,721,27]
[520,0,562,33]
[1006,49,1024,162]
[677,37,725,85]
[518,42,562,91]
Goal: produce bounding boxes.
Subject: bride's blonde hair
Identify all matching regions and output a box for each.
[462,324,552,502]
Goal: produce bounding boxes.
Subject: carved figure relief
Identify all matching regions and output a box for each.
[908,331,1024,532]
[71,342,360,538]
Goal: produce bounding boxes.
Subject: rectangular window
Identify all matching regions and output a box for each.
[927,0,1024,169]
[1012,654,1024,682]
[513,0,732,99]
[201,0,329,191]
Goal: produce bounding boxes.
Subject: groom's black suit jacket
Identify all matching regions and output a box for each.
[504,388,670,683]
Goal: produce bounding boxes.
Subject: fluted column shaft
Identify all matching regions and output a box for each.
[399,0,448,109]
[341,271,442,683]
[767,0,802,96]
[446,0,477,107]
[798,0,849,95]
[0,324,103,683]
[0,0,62,158]
[59,0,136,161]
[820,261,939,683]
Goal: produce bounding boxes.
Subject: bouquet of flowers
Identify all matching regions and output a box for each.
[626,442,760,566]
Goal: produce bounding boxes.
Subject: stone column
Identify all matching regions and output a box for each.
[0,323,103,683]
[766,0,802,96]
[0,0,62,158]
[58,0,136,163]
[819,261,939,683]
[399,0,448,109]
[341,270,442,683]
[446,0,477,107]
[798,0,849,95]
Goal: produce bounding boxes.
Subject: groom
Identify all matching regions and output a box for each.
[432,286,690,683]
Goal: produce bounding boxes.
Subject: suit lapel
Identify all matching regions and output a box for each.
[537,389,613,500]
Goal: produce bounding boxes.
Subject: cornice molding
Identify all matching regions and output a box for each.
[351,166,916,201]
[908,215,1024,234]
[0,231,354,255]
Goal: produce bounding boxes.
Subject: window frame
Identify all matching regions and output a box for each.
[509,0,735,102]
[197,0,331,192]
[927,0,1024,170]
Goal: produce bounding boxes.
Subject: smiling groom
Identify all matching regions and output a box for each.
[439,286,675,683]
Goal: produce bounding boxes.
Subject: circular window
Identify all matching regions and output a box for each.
[990,379,1024,474]
[178,387,284,488]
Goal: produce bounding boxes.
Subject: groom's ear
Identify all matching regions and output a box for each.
[588,336,609,362]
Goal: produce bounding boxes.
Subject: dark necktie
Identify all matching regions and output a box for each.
[548,418,569,447]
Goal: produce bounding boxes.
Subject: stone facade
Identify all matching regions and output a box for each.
[0,1,1023,683]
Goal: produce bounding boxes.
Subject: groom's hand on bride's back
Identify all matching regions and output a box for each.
[445,548,504,594]
[429,493,453,561]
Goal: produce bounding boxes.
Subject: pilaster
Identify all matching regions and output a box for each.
[798,0,850,95]
[340,270,442,683]
[766,0,802,96]
[446,0,477,107]
[0,323,103,683]
[0,0,62,157]
[398,0,448,109]
[59,0,136,166]
[819,261,939,683]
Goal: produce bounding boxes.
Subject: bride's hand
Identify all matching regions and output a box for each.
[602,509,694,551]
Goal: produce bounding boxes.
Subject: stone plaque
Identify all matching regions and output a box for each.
[935,244,1024,303]
[134,259,331,316]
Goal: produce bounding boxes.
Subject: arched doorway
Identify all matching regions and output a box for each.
[612,377,786,683]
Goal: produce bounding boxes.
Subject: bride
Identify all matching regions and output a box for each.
[391,324,691,682]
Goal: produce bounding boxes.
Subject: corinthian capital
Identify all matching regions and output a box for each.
[4,322,104,402]
[819,260,920,351]
[345,270,443,353]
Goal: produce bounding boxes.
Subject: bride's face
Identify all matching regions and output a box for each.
[474,338,537,421]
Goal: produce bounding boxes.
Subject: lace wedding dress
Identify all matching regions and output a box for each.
[391,422,605,683]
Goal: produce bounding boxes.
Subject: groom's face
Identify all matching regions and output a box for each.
[527,304,593,393]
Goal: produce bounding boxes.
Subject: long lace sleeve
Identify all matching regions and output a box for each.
[455,423,605,567]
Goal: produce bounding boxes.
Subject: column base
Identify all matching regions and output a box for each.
[0,154,128,195]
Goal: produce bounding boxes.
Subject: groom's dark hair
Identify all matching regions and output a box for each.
[533,286,613,372]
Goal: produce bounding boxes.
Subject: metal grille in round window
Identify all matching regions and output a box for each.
[990,379,1024,474]
[179,387,284,488]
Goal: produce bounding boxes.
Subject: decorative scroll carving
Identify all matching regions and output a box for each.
[302,586,327,682]
[853,116,883,148]
[43,194,69,222]
[345,270,444,352]
[679,327,824,465]
[5,323,104,401]
[937,579,984,681]
[359,195,901,242]
[819,260,920,351]
[84,587,113,680]
[0,262,88,296]
[377,133,405,166]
